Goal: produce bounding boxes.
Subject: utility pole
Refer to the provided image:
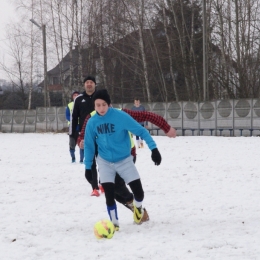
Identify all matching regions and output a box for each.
[42,24,48,107]
[203,0,208,101]
[30,19,48,107]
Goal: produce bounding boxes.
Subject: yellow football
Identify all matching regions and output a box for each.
[94,219,115,239]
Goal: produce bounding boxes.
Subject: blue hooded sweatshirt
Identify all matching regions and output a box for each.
[84,107,157,169]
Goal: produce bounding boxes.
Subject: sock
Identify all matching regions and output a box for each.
[107,204,119,226]
[134,199,142,208]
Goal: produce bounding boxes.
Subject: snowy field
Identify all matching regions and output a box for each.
[1,133,260,260]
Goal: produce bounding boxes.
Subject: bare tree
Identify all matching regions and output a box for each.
[0,23,31,109]
[28,0,36,110]
[160,0,178,101]
[6,0,260,107]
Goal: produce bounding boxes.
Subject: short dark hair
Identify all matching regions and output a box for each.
[134,98,140,101]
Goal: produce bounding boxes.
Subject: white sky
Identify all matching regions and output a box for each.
[0,0,18,80]
[1,134,260,259]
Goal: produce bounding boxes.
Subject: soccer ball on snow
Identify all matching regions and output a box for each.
[94,219,115,239]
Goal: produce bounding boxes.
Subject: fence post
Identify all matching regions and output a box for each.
[251,98,253,131]
[181,101,184,136]
[232,99,235,137]
[215,100,217,136]
[198,101,200,136]
[45,107,47,132]
[0,110,2,131]
[10,110,14,133]
[56,107,59,131]
[23,110,27,133]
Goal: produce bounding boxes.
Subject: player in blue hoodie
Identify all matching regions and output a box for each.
[84,89,161,229]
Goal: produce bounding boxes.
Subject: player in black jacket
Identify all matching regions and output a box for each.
[69,75,100,196]
[70,76,96,137]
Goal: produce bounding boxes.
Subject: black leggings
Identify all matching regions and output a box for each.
[102,179,143,206]
[85,157,99,190]
[114,174,133,204]
[84,143,99,190]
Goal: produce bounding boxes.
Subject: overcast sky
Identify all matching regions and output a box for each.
[0,0,17,80]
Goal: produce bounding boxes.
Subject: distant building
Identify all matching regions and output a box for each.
[0,79,12,93]
[0,79,7,87]
[38,44,99,102]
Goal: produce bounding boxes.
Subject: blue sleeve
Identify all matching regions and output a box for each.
[65,107,70,121]
[84,120,96,169]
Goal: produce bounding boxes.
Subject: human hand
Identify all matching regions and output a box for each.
[166,127,176,138]
[151,148,161,166]
[79,139,84,149]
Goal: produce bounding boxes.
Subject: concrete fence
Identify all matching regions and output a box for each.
[0,107,68,133]
[1,99,260,136]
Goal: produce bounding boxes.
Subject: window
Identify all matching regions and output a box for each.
[52,77,59,85]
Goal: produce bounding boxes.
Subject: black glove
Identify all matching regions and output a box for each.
[151,148,161,166]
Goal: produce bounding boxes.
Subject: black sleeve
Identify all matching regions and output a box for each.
[71,99,79,138]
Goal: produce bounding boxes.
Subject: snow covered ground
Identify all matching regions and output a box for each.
[1,133,260,260]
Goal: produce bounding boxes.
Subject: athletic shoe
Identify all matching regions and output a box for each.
[141,208,149,223]
[72,159,76,163]
[80,160,83,164]
[91,189,100,197]
[99,185,104,193]
[133,206,149,224]
[125,200,134,212]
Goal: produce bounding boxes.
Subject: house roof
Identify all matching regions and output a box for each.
[47,47,79,76]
